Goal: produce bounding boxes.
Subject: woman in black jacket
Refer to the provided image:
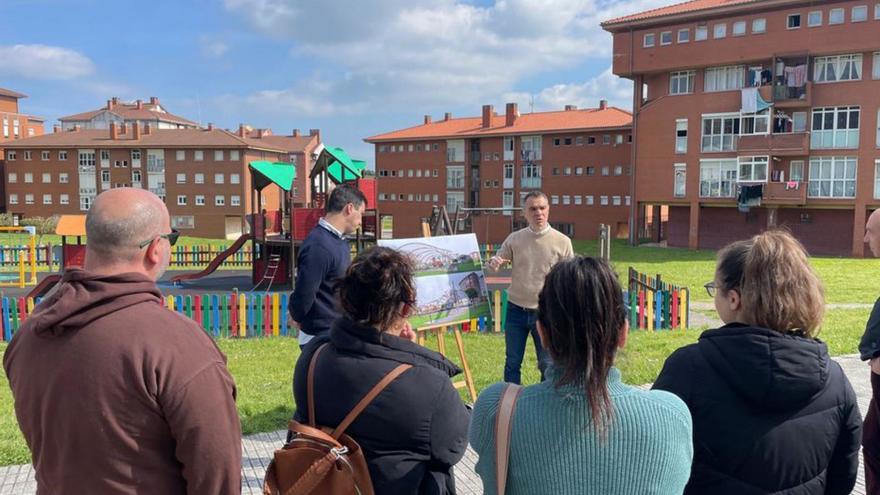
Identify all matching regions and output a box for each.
[653,230,861,495]
[292,247,470,494]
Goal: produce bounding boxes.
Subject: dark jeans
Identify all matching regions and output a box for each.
[504,303,552,384]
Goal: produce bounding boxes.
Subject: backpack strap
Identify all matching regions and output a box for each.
[306,343,329,428]
[330,363,412,439]
[495,384,522,495]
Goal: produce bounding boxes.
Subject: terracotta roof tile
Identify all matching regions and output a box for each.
[2,128,288,152]
[0,88,27,99]
[59,103,198,127]
[249,135,319,153]
[365,106,632,142]
[603,0,761,27]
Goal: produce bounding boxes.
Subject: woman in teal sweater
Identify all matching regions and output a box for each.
[470,257,693,494]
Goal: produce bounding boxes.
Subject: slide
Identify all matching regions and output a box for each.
[170,234,252,283]
[27,274,62,300]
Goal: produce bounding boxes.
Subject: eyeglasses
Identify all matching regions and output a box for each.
[138,228,180,249]
[704,281,717,297]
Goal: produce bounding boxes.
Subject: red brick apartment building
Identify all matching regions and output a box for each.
[0,88,45,209]
[365,103,633,244]
[4,105,321,238]
[603,0,880,256]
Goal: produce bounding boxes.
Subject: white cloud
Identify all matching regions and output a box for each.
[0,44,95,80]
[200,36,230,58]
[223,0,666,115]
[504,67,634,112]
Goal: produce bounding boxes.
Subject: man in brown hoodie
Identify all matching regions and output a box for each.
[3,188,242,494]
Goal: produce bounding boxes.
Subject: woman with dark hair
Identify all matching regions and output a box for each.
[653,230,861,494]
[292,246,470,494]
[470,256,693,494]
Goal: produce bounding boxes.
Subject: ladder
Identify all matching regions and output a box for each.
[422,205,463,237]
[253,253,282,293]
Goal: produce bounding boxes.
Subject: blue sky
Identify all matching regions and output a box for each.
[0,0,666,167]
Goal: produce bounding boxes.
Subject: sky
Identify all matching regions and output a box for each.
[0,0,668,167]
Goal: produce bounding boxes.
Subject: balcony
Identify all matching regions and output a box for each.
[738,132,809,157]
[470,151,481,164]
[772,82,811,108]
[79,187,97,196]
[763,181,806,205]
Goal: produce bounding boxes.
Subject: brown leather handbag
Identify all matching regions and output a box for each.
[263,344,412,495]
[495,384,523,495]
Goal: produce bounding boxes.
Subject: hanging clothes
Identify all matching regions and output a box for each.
[737,184,764,213]
[792,65,807,87]
[741,87,758,113]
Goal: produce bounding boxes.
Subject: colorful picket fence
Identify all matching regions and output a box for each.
[169,244,252,267]
[0,288,510,342]
[625,267,689,332]
[0,245,46,268]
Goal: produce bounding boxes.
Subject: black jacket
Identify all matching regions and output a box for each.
[653,323,861,495]
[859,297,880,360]
[293,317,470,494]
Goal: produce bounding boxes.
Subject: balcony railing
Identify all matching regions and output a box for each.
[772,82,811,108]
[738,132,809,156]
[470,151,481,164]
[79,188,97,196]
[520,177,542,189]
[764,181,806,205]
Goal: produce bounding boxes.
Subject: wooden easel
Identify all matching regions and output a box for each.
[416,322,477,402]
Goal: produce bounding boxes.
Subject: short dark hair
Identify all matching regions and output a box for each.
[538,256,626,432]
[338,247,416,331]
[326,184,367,214]
[523,191,548,204]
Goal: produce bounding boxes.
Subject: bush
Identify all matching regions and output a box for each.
[20,216,59,245]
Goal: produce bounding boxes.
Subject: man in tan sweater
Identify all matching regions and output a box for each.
[488,191,573,383]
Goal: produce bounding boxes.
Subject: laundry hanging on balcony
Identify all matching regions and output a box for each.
[741,87,772,113]
[737,184,764,213]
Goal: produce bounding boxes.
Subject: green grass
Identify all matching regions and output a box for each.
[0,233,236,248]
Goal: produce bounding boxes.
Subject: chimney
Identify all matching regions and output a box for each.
[481,105,493,128]
[238,123,247,138]
[136,99,143,110]
[144,123,152,135]
[111,97,119,106]
[257,129,266,138]
[292,129,300,137]
[565,105,577,111]
[207,122,214,131]
[505,103,518,126]
[119,123,127,135]
[149,96,158,105]
[109,122,118,140]
[106,99,113,110]
[599,99,608,110]
[423,115,432,125]
[73,124,82,132]
[53,124,60,134]
[309,129,320,140]
[444,112,452,121]
[133,123,141,140]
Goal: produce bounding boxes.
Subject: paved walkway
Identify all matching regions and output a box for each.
[0,355,874,494]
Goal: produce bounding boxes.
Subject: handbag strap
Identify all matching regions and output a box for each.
[495,384,522,495]
[306,343,329,428]
[331,363,411,439]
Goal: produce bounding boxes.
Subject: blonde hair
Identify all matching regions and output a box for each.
[716,230,824,336]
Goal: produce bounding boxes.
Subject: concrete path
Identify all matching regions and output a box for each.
[1,355,875,494]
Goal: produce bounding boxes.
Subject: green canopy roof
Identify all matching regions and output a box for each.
[313,146,366,183]
[248,161,296,191]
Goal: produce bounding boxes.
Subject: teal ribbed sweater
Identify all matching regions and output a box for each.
[470,367,693,495]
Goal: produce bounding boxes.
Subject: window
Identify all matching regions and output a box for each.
[176,150,186,161]
[230,150,240,161]
[230,173,240,184]
[677,29,690,42]
[43,194,52,205]
[787,14,802,29]
[215,173,225,184]
[575,136,583,146]
[177,195,187,206]
[701,113,740,152]
[6,151,14,160]
[24,173,33,183]
[741,109,771,135]
[25,194,34,205]
[603,135,611,145]
[177,173,186,184]
[601,166,610,176]
[738,156,769,182]
[100,150,109,162]
[23,151,32,161]
[809,156,856,198]
[612,196,622,206]
[131,149,141,162]
[575,167,583,175]
[101,170,110,183]
[790,161,805,182]
[875,160,880,199]
[194,173,204,184]
[699,159,738,197]
[433,169,439,177]
[194,150,204,161]
[59,150,67,160]
[214,150,224,161]
[231,195,241,206]
[42,173,50,183]
[587,166,595,176]
[408,144,414,152]
[563,195,571,205]
[676,119,688,153]
[446,191,464,213]
[600,196,609,206]
[215,195,225,206]
[564,167,572,176]
[660,31,672,45]
[131,170,141,183]
[877,108,880,146]
[644,33,656,47]
[695,24,708,40]
[713,23,727,38]
[520,135,542,160]
[808,10,822,26]
[60,194,69,205]
[614,165,623,176]
[876,2,880,19]
[7,194,17,205]
[586,195,594,205]
[41,151,49,161]
[587,136,596,145]
[521,162,541,188]
[503,136,515,160]
[732,21,746,35]
[752,17,766,33]
[59,173,68,183]
[670,71,695,95]
[829,8,845,24]
[446,166,465,189]
[7,173,16,183]
[551,195,559,205]
[811,106,860,149]
[814,54,862,82]
[705,65,744,92]
[574,195,582,205]
[674,163,687,197]
[874,52,880,79]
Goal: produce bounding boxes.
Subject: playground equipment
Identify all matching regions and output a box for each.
[625,267,689,331]
[170,234,252,283]
[25,215,86,299]
[0,226,37,288]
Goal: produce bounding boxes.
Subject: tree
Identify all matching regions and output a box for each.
[20,216,59,245]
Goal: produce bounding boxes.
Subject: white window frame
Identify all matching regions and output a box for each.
[445,191,464,213]
[814,54,863,83]
[874,52,880,80]
[521,162,541,189]
[675,119,688,153]
[586,195,595,205]
[600,195,609,206]
[612,196,622,206]
[60,194,69,205]
[713,23,727,38]
[808,10,823,26]
[674,163,687,198]
[705,65,744,92]
[677,28,690,43]
[875,3,880,19]
[699,159,738,198]
[195,195,205,206]
[194,150,204,161]
[41,150,50,161]
[551,195,559,205]
[574,195,583,205]
[811,106,860,149]
[752,17,766,33]
[43,194,52,205]
[740,109,771,135]
[732,20,746,35]
[695,24,708,41]
[829,8,845,24]
[230,150,240,161]
[808,156,856,198]
[231,195,241,207]
[58,150,67,161]
[195,173,205,184]
[701,113,740,152]
[660,31,672,45]
[215,195,225,206]
[24,173,33,183]
[9,194,18,205]
[214,150,224,161]
[852,6,867,24]
[787,13,802,29]
[231,173,240,184]
[877,108,880,146]
[738,156,769,182]
[59,173,68,183]
[643,33,655,47]
[790,160,805,182]
[25,194,34,205]
[42,172,51,183]
[446,165,465,189]
[215,173,225,184]
[177,195,187,206]
[874,160,880,199]
[670,71,695,95]
[7,173,16,183]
